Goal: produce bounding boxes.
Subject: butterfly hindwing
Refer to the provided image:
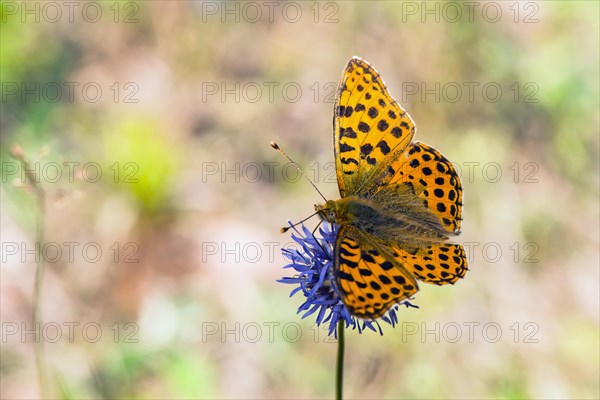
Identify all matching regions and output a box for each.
[334,57,416,198]
[333,225,418,319]
[396,243,468,285]
[381,142,463,234]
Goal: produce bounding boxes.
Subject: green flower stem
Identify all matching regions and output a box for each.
[14,150,48,396]
[336,319,345,400]
[33,185,47,396]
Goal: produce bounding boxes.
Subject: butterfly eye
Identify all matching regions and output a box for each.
[328,211,336,221]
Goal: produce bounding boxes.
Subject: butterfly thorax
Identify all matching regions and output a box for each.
[316,193,449,249]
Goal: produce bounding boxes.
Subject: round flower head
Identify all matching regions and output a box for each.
[279,222,417,337]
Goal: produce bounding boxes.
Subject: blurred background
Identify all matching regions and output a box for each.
[1,1,598,399]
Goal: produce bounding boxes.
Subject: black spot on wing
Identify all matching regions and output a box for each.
[339,142,355,153]
[340,127,357,139]
[338,271,354,282]
[358,122,370,133]
[377,119,389,131]
[380,261,394,270]
[341,157,359,165]
[361,143,373,156]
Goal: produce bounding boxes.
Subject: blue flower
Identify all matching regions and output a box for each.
[278,222,418,337]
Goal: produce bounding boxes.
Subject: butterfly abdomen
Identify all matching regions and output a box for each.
[334,196,448,247]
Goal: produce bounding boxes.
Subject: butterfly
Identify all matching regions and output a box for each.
[315,57,468,319]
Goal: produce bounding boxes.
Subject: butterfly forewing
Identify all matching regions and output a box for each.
[334,57,416,198]
[333,226,419,319]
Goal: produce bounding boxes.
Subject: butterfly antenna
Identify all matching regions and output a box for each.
[280,210,320,233]
[270,141,328,202]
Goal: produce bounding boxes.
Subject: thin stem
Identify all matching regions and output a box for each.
[13,148,48,397]
[336,319,345,400]
[33,188,47,397]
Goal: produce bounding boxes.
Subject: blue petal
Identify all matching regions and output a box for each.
[278,222,412,336]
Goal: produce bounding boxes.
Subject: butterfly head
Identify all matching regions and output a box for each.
[315,200,340,223]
